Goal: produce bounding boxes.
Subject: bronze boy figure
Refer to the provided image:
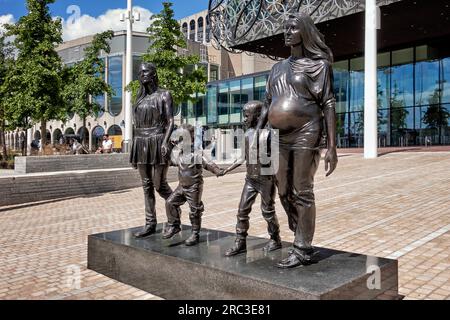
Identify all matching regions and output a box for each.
[163,124,224,246]
[223,101,282,257]
[255,12,338,268]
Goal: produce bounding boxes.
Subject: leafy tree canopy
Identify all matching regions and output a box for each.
[0,32,15,157]
[128,2,207,107]
[3,0,65,131]
[0,33,14,124]
[63,30,115,121]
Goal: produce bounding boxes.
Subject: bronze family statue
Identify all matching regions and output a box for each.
[130,62,180,238]
[252,11,338,268]
[130,11,337,269]
[163,124,223,246]
[223,101,282,257]
[130,62,223,244]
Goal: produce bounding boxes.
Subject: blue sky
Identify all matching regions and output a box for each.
[0,0,209,20]
[0,0,210,41]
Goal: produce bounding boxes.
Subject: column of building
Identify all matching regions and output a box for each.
[364,0,379,158]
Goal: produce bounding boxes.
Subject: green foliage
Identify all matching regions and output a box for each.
[0,33,14,158]
[0,33,12,89]
[0,150,17,168]
[127,2,207,106]
[0,33,13,125]
[62,30,114,120]
[0,159,15,169]
[3,0,65,131]
[127,80,141,102]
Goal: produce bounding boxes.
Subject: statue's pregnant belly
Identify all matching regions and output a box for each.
[268,96,321,133]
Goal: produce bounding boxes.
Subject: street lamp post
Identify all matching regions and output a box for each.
[121,0,140,153]
[26,128,32,156]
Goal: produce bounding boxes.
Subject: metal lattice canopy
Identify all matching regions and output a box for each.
[208,0,402,57]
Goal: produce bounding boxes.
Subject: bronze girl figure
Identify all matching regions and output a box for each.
[130,62,179,238]
[255,12,338,268]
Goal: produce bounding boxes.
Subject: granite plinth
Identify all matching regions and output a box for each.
[88,225,399,300]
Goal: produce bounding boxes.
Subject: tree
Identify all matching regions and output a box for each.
[3,0,65,147]
[128,2,207,107]
[0,33,14,158]
[63,30,114,144]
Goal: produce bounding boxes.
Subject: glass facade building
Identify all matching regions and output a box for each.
[108,55,123,117]
[181,45,450,147]
[334,45,450,147]
[182,72,269,127]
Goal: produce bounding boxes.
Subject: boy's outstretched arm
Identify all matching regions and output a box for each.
[223,158,245,175]
[202,156,224,177]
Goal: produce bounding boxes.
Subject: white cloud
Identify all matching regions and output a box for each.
[60,6,153,42]
[0,14,15,34]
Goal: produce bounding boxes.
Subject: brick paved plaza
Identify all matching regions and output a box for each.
[0,151,449,300]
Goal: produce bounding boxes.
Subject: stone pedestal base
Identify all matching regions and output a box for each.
[88,224,399,300]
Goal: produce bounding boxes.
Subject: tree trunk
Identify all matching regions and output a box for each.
[82,116,87,146]
[1,119,7,159]
[40,119,47,151]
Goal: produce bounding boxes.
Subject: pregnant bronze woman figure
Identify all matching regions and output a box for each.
[130,62,178,238]
[255,12,338,268]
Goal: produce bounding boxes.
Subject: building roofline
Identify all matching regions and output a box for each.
[207,70,270,86]
[57,35,94,51]
[178,9,209,23]
[57,30,149,51]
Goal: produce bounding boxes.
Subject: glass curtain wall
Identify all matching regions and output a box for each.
[92,57,106,118]
[333,60,349,147]
[132,55,143,81]
[377,52,390,147]
[241,77,254,105]
[205,74,268,127]
[254,75,267,101]
[181,45,450,146]
[229,80,241,123]
[108,55,123,116]
[187,97,195,125]
[196,92,207,125]
[390,48,414,146]
[331,45,450,147]
[441,57,450,144]
[218,82,229,124]
[207,84,218,124]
